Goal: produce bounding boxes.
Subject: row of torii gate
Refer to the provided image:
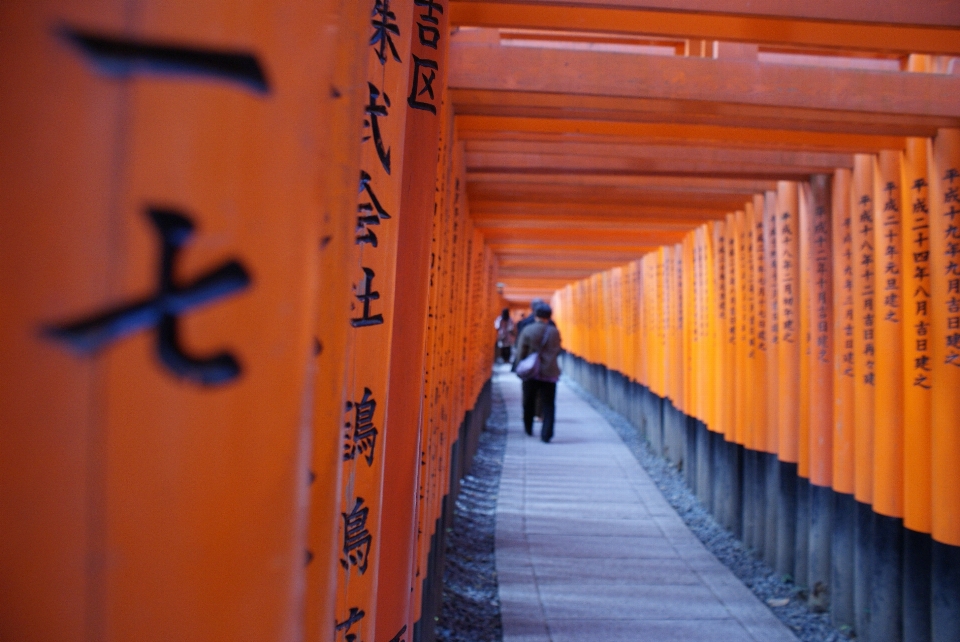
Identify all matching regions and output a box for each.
[2,2,960,642]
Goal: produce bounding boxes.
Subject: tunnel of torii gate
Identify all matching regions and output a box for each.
[3,1,960,642]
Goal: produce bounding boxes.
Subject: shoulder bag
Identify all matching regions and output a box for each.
[515,326,550,380]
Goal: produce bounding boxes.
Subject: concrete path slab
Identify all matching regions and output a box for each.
[494,368,798,642]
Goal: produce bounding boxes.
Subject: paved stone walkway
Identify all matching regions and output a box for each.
[494,369,799,642]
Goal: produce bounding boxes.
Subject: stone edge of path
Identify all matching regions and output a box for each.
[563,378,853,642]
[436,375,508,642]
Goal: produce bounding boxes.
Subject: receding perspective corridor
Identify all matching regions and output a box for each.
[493,367,797,641]
[3,2,960,642]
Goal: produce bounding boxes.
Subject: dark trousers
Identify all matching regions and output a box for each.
[522,379,556,442]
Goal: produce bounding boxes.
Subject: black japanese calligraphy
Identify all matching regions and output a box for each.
[335,607,366,642]
[340,497,372,574]
[370,0,401,65]
[351,267,384,328]
[344,388,379,466]
[944,168,960,366]
[407,55,438,114]
[357,170,391,247]
[62,26,269,94]
[45,207,251,386]
[363,82,392,174]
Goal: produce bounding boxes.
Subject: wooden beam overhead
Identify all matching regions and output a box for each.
[483,228,686,244]
[464,140,854,169]
[467,174,778,194]
[468,181,768,210]
[449,41,960,136]
[474,214,714,232]
[450,1,960,54]
[456,0,960,28]
[471,205,730,226]
[456,115,907,153]
[465,148,851,178]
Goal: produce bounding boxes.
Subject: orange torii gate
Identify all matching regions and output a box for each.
[4,2,960,642]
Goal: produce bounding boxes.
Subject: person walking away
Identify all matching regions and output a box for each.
[514,304,562,442]
[494,308,516,363]
[514,298,544,340]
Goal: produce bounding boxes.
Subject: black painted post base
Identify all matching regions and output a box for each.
[854,500,875,642]
[777,461,799,579]
[764,452,779,569]
[730,442,744,539]
[902,527,931,642]
[796,477,811,589]
[684,415,698,491]
[808,483,832,612]
[713,433,729,529]
[696,421,713,513]
[870,513,903,642]
[754,451,767,560]
[831,491,856,629]
[743,449,757,552]
[932,539,960,642]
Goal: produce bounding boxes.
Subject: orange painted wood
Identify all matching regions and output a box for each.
[929,128,960,546]
[304,0,371,638]
[464,148,853,177]
[851,154,876,505]
[831,168,855,496]
[724,214,739,443]
[743,206,756,450]
[109,2,335,639]
[449,41,960,136]
[705,224,720,432]
[762,191,780,455]
[0,3,128,639]
[337,0,416,634]
[798,184,812,479]
[733,210,748,446]
[901,137,934,534]
[3,3,350,641]
[807,175,834,488]
[455,0,960,26]
[750,197,769,453]
[673,243,685,410]
[376,1,453,634]
[776,181,800,464]
[456,116,908,155]
[713,220,729,437]
[450,1,960,54]
[872,150,906,519]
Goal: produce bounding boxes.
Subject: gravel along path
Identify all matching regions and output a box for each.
[436,378,508,642]
[564,378,853,642]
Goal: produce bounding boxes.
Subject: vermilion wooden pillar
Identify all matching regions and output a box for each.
[763,190,781,459]
[712,220,728,439]
[775,180,800,577]
[929,128,960,642]
[335,0,415,636]
[900,137,934,642]
[2,3,347,642]
[871,150,906,642]
[850,153,876,639]
[304,0,371,638]
[1,4,129,639]
[375,0,451,635]
[806,174,834,609]
[830,167,856,628]
[751,196,769,456]
[831,172,854,482]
